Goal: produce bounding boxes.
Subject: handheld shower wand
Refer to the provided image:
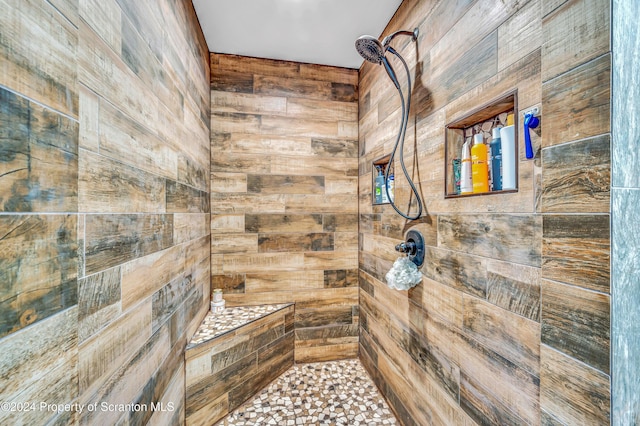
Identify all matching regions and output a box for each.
[355,28,423,221]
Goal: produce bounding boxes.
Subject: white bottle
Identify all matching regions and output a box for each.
[460,140,473,194]
[500,114,516,190]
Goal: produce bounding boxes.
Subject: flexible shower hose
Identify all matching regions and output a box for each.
[381,47,423,220]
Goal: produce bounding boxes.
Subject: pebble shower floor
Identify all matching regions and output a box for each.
[215,359,397,425]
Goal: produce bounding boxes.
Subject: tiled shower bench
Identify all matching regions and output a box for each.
[185,304,295,426]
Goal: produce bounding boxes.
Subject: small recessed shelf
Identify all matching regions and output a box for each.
[372,154,394,205]
[445,91,519,198]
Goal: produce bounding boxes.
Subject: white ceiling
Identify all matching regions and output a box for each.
[192,0,403,69]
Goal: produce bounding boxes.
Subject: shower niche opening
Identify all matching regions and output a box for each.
[445,91,519,198]
[372,154,394,205]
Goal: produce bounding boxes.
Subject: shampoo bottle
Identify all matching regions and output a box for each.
[471,133,489,193]
[375,167,384,203]
[387,172,395,202]
[460,140,473,194]
[490,127,502,191]
[500,114,516,190]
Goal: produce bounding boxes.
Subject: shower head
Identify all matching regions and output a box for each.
[355,28,419,65]
[355,35,384,64]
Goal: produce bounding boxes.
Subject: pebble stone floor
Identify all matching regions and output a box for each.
[187,304,292,348]
[215,359,397,425]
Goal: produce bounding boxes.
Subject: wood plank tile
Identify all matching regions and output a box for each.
[211,215,245,234]
[212,132,313,156]
[498,0,542,71]
[0,214,77,338]
[174,213,210,244]
[166,180,210,213]
[211,233,258,254]
[0,88,78,213]
[298,63,358,85]
[541,279,610,374]
[254,75,333,99]
[245,214,323,233]
[541,134,610,213]
[0,0,78,116]
[0,307,78,425]
[78,266,120,321]
[98,100,177,180]
[463,295,540,376]
[270,156,357,177]
[79,85,100,152]
[120,245,185,311]
[258,233,333,253]
[542,214,610,293]
[324,269,358,288]
[247,175,325,194]
[212,90,286,115]
[211,152,271,174]
[295,306,353,328]
[78,300,151,394]
[311,138,358,158]
[84,214,173,275]
[223,253,305,274]
[286,98,358,121]
[457,333,540,424]
[541,0,610,81]
[542,53,610,148]
[486,259,541,322]
[79,150,166,213]
[260,115,339,139]
[303,251,358,271]
[215,53,300,78]
[244,271,324,292]
[210,193,285,214]
[79,19,155,127]
[438,214,542,267]
[212,112,261,134]
[461,371,527,425]
[211,173,247,194]
[79,323,171,425]
[152,275,196,333]
[210,69,254,93]
[422,247,487,298]
[540,344,610,425]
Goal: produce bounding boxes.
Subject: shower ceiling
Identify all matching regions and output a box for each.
[192,0,403,69]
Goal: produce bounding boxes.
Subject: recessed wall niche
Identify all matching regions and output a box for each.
[445,91,518,198]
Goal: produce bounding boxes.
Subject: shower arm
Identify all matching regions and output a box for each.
[382,29,419,50]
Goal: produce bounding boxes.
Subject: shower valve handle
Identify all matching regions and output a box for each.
[395,241,416,255]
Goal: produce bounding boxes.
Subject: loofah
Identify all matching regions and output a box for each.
[385,256,423,290]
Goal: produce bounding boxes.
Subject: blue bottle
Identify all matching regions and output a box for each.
[490,127,502,191]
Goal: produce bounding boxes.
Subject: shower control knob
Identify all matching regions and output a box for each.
[395,241,416,255]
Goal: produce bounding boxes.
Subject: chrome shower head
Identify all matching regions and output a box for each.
[355,35,384,64]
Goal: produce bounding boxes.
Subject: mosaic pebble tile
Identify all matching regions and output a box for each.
[187,304,292,348]
[216,359,397,425]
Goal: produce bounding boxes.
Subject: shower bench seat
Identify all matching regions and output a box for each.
[184,303,295,426]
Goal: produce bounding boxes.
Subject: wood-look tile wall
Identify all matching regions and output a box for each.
[0,0,210,424]
[358,0,611,425]
[210,53,360,363]
[185,305,295,425]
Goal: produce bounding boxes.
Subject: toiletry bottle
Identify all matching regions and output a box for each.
[471,133,489,193]
[500,113,516,190]
[460,140,473,194]
[381,167,389,203]
[387,172,394,202]
[375,167,383,203]
[490,127,502,191]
